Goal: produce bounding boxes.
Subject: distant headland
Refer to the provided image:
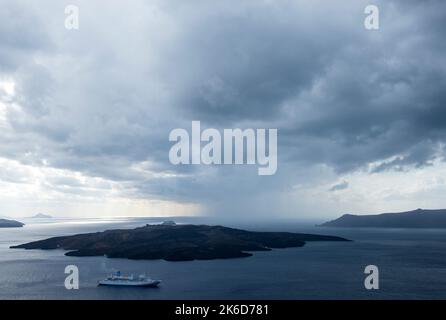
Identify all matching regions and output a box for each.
[30,213,53,219]
[0,219,24,228]
[321,208,446,228]
[11,224,349,261]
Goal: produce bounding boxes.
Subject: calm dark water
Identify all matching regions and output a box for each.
[1,217,446,300]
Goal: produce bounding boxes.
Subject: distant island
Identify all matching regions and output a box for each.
[11,224,349,261]
[321,208,446,228]
[30,213,53,219]
[0,219,24,228]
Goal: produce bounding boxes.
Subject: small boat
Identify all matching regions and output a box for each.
[98,271,161,287]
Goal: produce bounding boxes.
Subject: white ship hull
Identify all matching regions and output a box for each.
[98,279,161,287]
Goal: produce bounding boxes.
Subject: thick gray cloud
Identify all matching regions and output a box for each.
[0,0,446,218]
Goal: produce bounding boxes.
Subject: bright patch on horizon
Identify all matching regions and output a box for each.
[288,159,446,218]
[0,157,202,218]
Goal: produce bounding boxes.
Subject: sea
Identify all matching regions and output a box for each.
[1,217,446,300]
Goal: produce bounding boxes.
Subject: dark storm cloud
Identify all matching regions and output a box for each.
[276,0,446,174]
[161,1,360,123]
[370,141,440,173]
[1,0,446,216]
[157,0,446,175]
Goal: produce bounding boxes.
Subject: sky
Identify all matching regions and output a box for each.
[0,0,446,220]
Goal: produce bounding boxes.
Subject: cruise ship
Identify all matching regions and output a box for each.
[98,271,161,287]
